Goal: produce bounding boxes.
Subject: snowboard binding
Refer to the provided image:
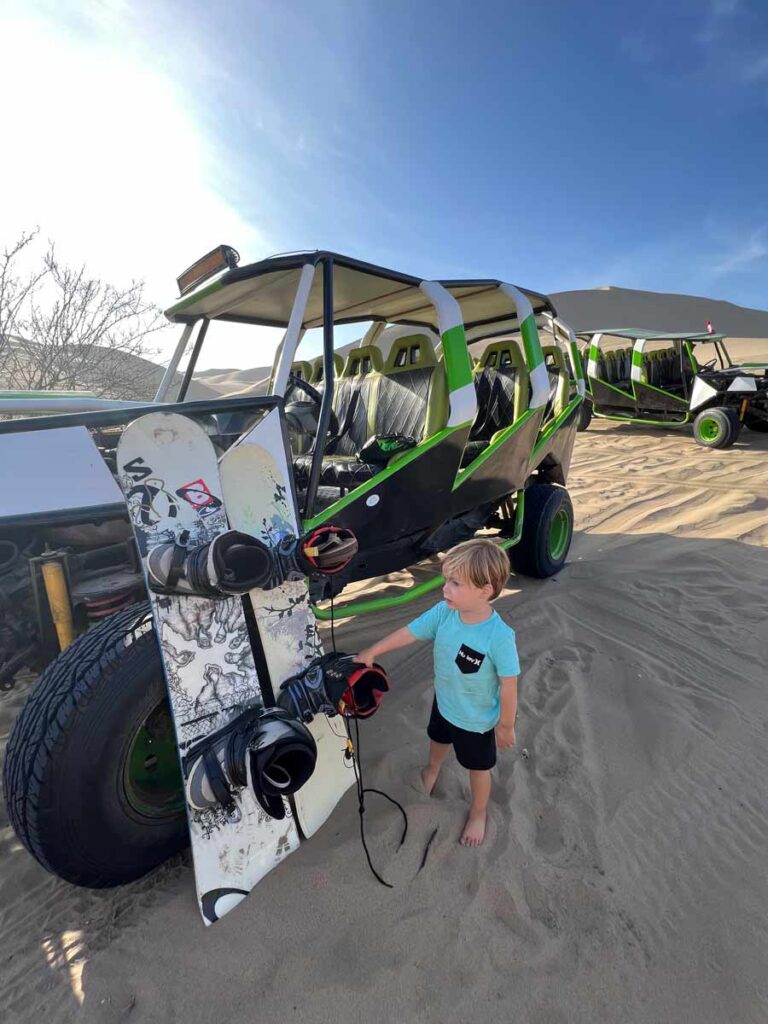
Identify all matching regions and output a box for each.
[184,705,317,819]
[147,525,358,597]
[277,652,390,723]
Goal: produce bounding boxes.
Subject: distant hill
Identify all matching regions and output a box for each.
[551,286,768,337]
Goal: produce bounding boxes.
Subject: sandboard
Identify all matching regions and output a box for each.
[117,411,300,924]
[219,407,355,837]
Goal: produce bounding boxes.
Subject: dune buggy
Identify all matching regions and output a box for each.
[576,328,768,448]
[1,247,584,886]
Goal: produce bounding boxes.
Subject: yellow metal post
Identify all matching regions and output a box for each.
[41,559,75,652]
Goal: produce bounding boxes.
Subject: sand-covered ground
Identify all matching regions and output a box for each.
[2,419,768,1023]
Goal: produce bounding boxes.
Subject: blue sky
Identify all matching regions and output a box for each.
[2,0,767,367]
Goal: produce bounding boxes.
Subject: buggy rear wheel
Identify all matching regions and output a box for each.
[510,484,573,579]
[693,407,740,449]
[576,398,593,431]
[744,413,768,433]
[2,602,186,888]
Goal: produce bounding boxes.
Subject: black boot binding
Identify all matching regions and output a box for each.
[147,526,358,597]
[184,706,317,819]
[277,651,390,723]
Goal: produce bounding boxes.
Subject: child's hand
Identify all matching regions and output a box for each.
[356,648,376,667]
[496,722,516,749]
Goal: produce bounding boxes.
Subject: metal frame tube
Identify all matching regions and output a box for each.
[303,257,335,518]
[177,319,210,402]
[154,323,194,401]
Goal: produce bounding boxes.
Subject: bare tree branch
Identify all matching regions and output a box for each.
[0,231,172,400]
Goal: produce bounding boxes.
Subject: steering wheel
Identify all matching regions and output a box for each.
[284,373,340,439]
[699,358,717,371]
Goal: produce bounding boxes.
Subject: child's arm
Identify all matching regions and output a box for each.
[357,626,418,667]
[496,675,518,748]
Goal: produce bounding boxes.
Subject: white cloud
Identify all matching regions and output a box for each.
[711,229,768,274]
[0,8,271,368]
[741,52,768,82]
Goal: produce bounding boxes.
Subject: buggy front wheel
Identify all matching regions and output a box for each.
[693,407,741,449]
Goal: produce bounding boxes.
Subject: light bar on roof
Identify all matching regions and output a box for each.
[176,245,240,296]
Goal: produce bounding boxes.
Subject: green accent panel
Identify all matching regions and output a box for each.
[312,494,525,620]
[302,426,458,531]
[632,349,645,368]
[520,315,544,369]
[452,408,539,490]
[165,277,223,319]
[441,324,473,392]
[532,396,582,456]
[570,342,585,380]
[588,343,600,363]
[593,410,691,426]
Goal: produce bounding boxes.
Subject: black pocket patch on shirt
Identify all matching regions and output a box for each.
[455,644,485,674]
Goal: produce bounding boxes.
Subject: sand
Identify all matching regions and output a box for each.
[2,418,768,1024]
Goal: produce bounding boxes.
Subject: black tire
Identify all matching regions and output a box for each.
[576,398,593,432]
[744,413,768,433]
[3,602,186,888]
[509,484,573,579]
[693,406,738,449]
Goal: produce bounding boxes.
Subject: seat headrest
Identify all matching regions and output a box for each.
[477,339,526,371]
[311,353,344,383]
[342,345,384,378]
[290,360,315,383]
[383,334,437,373]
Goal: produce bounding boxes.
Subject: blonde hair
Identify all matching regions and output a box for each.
[441,538,510,600]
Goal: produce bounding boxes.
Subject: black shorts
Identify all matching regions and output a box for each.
[427,698,496,771]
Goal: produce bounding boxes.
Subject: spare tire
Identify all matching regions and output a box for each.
[3,602,186,888]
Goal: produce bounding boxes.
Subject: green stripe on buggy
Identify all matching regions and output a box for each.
[301,426,461,532]
[532,396,582,456]
[452,409,539,489]
[441,323,474,391]
[312,493,525,620]
[520,315,544,369]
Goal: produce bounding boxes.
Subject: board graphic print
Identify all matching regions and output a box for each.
[117,412,300,924]
[219,407,355,837]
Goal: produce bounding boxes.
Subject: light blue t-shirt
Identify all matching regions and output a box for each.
[408,601,520,733]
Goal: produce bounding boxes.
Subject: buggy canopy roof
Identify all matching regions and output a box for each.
[165,250,554,334]
[577,328,725,343]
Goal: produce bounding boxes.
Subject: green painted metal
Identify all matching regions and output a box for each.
[441,323,474,392]
[695,414,722,443]
[593,410,691,426]
[531,396,581,456]
[123,703,184,818]
[312,493,526,620]
[520,315,544,369]
[165,276,224,319]
[547,507,571,561]
[452,409,538,490]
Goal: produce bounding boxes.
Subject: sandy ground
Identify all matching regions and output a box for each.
[2,418,768,1024]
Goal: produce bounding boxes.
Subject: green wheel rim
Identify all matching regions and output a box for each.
[123,702,184,818]
[697,417,722,443]
[548,507,571,561]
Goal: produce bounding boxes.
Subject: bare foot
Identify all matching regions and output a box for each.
[421,765,440,796]
[459,808,487,847]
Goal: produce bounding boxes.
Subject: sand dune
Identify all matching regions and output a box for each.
[2,422,768,1023]
[552,285,768,337]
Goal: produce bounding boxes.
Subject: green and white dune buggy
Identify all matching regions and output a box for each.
[576,328,768,448]
[1,247,584,885]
